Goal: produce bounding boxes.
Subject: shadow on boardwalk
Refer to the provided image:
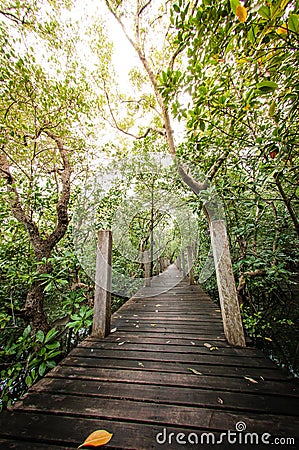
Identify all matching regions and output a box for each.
[0,265,298,449]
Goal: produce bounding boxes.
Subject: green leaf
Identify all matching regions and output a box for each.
[45,328,58,343]
[199,119,205,132]
[230,0,240,14]
[256,80,278,93]
[35,330,45,343]
[25,375,32,387]
[173,4,180,13]
[269,100,276,117]
[23,325,31,338]
[38,362,47,377]
[258,5,271,20]
[288,13,299,33]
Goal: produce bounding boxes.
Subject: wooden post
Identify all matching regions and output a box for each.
[144,250,151,287]
[92,230,112,338]
[181,251,186,276]
[210,220,246,347]
[177,255,181,270]
[187,245,195,285]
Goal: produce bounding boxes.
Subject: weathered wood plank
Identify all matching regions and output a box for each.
[2,264,298,449]
[67,348,278,368]
[45,365,299,396]
[13,393,299,437]
[29,377,299,415]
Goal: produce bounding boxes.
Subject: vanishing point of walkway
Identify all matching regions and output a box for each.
[0,265,298,449]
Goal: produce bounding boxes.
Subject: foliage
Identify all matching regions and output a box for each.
[0,326,61,410]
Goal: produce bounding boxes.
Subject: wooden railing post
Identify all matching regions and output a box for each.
[143,250,151,287]
[187,245,195,285]
[181,251,186,276]
[177,255,182,271]
[210,220,246,347]
[92,230,112,338]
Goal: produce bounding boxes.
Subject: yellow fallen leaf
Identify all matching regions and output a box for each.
[78,430,113,448]
[244,376,258,384]
[236,4,247,22]
[150,323,157,327]
[210,346,219,351]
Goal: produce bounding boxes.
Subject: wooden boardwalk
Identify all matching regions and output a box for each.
[0,265,298,449]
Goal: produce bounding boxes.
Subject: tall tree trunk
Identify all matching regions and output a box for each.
[0,132,71,332]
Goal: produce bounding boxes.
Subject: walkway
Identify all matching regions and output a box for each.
[0,265,298,449]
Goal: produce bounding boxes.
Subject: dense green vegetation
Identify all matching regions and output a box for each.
[0,0,298,410]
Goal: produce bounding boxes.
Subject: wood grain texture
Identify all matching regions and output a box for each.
[1,264,298,449]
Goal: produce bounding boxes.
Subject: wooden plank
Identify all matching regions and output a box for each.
[85,335,231,346]
[46,361,299,397]
[81,340,266,357]
[3,411,285,450]
[0,439,74,449]
[69,348,277,368]
[13,392,299,436]
[29,377,299,415]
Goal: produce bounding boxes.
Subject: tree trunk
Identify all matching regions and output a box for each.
[1,132,71,332]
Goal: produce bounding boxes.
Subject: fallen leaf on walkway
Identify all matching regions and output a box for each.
[166,340,171,344]
[218,397,224,404]
[138,362,144,367]
[78,430,113,448]
[118,342,125,346]
[110,328,117,333]
[191,342,196,346]
[209,346,219,351]
[204,343,212,348]
[244,376,258,384]
[155,310,159,312]
[156,304,161,307]
[150,323,157,327]
[188,368,202,375]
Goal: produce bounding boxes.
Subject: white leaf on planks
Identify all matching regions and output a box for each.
[138,362,144,367]
[204,343,212,348]
[188,368,202,375]
[110,327,117,333]
[218,397,224,404]
[244,376,258,384]
[156,304,161,307]
[118,342,125,346]
[190,342,196,346]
